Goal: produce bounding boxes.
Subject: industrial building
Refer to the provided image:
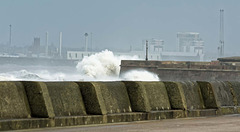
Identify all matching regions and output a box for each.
[67,32,205,61]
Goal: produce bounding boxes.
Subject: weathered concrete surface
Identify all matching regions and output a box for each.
[163,82,186,110]
[54,115,104,127]
[225,81,240,106]
[163,81,216,117]
[180,81,205,110]
[147,110,185,120]
[1,80,240,131]
[22,81,55,118]
[0,81,31,119]
[45,82,86,116]
[124,81,170,112]
[77,82,132,115]
[197,81,234,108]
[163,81,205,110]
[17,115,240,132]
[106,113,147,123]
[197,81,236,115]
[120,60,240,81]
[23,82,86,118]
[0,118,54,131]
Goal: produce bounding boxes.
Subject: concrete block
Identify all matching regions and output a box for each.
[22,81,55,118]
[197,81,234,108]
[181,81,205,110]
[217,106,237,115]
[225,81,240,106]
[0,118,54,131]
[107,113,147,123]
[123,81,171,112]
[0,81,31,119]
[23,81,86,117]
[187,109,217,117]
[163,82,186,110]
[77,82,132,115]
[163,81,205,110]
[45,82,86,116]
[147,110,185,120]
[54,115,104,127]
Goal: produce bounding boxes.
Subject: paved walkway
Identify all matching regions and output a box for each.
[17,114,240,132]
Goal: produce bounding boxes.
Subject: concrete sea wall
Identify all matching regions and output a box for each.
[1,81,240,130]
[120,60,240,81]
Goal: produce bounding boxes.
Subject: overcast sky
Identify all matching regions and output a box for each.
[0,0,239,54]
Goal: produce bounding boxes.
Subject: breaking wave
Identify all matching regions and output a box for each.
[0,50,159,81]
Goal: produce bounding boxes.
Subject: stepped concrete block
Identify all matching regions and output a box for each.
[124,81,171,112]
[197,81,234,108]
[45,82,87,116]
[0,81,31,119]
[77,82,132,115]
[22,81,86,117]
[180,81,205,110]
[225,81,240,106]
[22,81,55,118]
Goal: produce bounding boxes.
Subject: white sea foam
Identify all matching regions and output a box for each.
[121,70,159,81]
[76,49,159,81]
[0,50,159,81]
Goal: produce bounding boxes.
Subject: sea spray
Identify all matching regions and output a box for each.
[0,50,159,81]
[121,70,160,81]
[76,50,159,81]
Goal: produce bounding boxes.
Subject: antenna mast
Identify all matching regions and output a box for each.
[59,32,62,57]
[219,9,224,57]
[46,32,48,57]
[9,24,12,46]
[146,40,148,61]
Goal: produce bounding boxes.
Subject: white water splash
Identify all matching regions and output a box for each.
[76,49,159,81]
[0,50,159,81]
[121,70,160,81]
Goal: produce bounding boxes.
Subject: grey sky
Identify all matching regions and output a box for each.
[0,0,239,54]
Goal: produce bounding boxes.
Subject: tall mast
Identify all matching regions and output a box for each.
[46,32,48,57]
[219,9,224,57]
[9,24,12,46]
[59,32,62,57]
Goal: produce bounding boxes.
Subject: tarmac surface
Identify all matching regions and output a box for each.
[17,114,240,132]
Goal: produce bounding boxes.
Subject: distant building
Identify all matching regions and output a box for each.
[28,37,41,57]
[67,32,205,61]
[177,32,204,54]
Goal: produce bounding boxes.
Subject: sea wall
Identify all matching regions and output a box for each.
[1,81,240,130]
[120,60,240,81]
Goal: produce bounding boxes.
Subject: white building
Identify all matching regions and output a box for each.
[177,32,204,54]
[67,33,205,61]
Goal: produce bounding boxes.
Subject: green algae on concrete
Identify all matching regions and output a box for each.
[77,81,132,115]
[180,81,205,110]
[0,118,54,131]
[197,81,234,108]
[163,81,205,110]
[163,82,186,110]
[225,81,240,106]
[22,81,86,118]
[45,82,87,116]
[0,81,31,119]
[123,81,171,112]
